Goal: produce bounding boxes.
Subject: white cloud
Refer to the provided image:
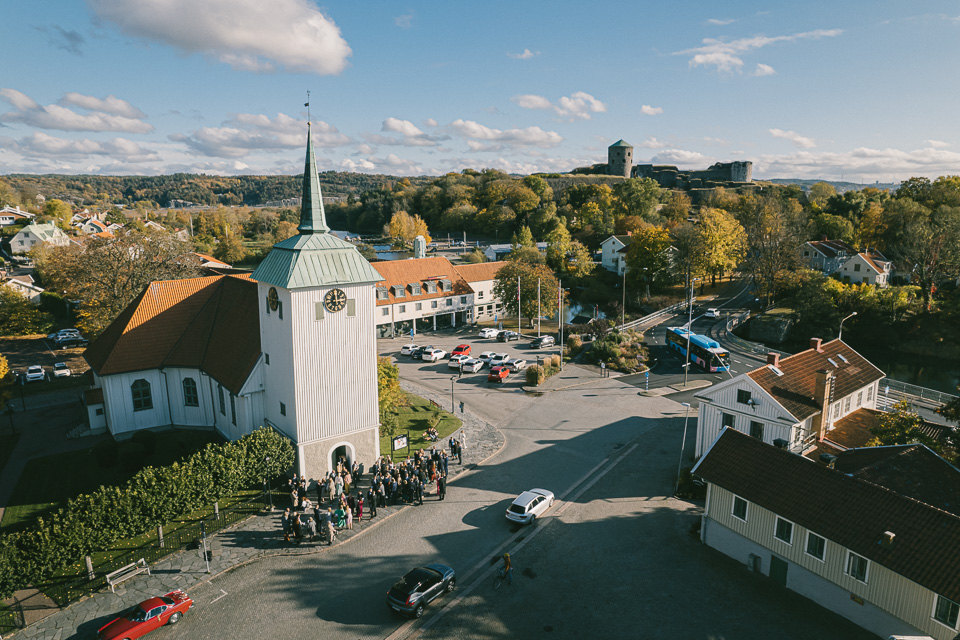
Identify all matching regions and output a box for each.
[423,118,438,127]
[640,105,663,116]
[11,132,160,161]
[637,137,666,149]
[651,149,712,166]
[364,117,450,147]
[676,28,843,74]
[508,48,539,60]
[755,146,960,180]
[449,119,563,149]
[339,157,377,172]
[171,113,349,157]
[338,154,421,174]
[769,128,816,148]
[0,88,153,133]
[88,0,351,75]
[754,63,776,76]
[707,18,736,26]
[512,91,606,121]
[395,13,414,28]
[927,140,950,148]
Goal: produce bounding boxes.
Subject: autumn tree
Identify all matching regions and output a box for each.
[0,288,55,335]
[511,225,535,248]
[493,261,560,327]
[612,178,663,220]
[43,199,73,229]
[377,356,408,437]
[660,191,691,224]
[214,233,248,264]
[565,241,595,278]
[807,182,837,210]
[545,225,572,272]
[463,248,487,264]
[33,229,202,336]
[623,225,673,293]
[274,221,298,243]
[867,400,956,461]
[386,211,431,246]
[695,207,747,285]
[737,193,806,304]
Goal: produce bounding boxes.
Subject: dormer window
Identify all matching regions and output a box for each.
[391,285,405,298]
[409,282,422,295]
[376,286,389,301]
[439,278,452,292]
[424,281,437,294]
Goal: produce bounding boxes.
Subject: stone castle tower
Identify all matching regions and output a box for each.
[607,139,633,178]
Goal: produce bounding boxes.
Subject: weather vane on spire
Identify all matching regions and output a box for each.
[305,90,311,124]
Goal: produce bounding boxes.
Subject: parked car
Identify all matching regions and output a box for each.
[487,365,510,383]
[489,353,510,367]
[24,365,45,382]
[461,358,484,373]
[477,351,498,364]
[55,336,89,349]
[448,354,471,368]
[705,308,720,318]
[451,344,471,357]
[497,330,520,342]
[52,362,71,378]
[47,328,80,341]
[386,564,456,619]
[506,358,527,372]
[97,590,194,640]
[505,488,555,525]
[530,335,555,349]
[479,327,499,338]
[400,343,419,356]
[422,348,447,362]
[411,346,431,360]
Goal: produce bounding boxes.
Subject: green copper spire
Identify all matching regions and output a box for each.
[298,123,329,234]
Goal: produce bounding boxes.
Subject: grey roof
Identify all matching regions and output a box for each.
[297,123,330,234]
[251,232,383,289]
[609,139,633,148]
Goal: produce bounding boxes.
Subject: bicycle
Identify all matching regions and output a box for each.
[493,567,512,590]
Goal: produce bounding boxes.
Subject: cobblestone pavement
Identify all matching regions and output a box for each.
[6,383,503,640]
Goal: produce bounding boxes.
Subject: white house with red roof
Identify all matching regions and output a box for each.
[0,206,35,227]
[836,250,893,287]
[693,338,886,459]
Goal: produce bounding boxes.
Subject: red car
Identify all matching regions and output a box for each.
[451,344,471,357]
[98,590,193,640]
[487,365,509,383]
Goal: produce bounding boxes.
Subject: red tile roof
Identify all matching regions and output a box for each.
[84,274,260,394]
[695,428,960,602]
[746,339,884,421]
[453,261,507,283]
[371,257,473,306]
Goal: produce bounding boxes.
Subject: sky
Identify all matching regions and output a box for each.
[2,0,960,182]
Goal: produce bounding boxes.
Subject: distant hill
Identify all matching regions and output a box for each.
[762,178,900,194]
[1,172,426,208]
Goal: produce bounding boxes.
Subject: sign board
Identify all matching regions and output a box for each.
[645,371,649,378]
[392,434,408,451]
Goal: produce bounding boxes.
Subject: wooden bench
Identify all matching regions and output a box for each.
[106,558,151,592]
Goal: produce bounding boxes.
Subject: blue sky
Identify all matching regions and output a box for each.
[2,0,960,181]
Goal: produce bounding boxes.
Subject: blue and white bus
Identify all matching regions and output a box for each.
[665,327,730,372]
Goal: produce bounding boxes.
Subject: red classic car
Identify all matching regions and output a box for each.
[451,344,471,357]
[98,590,193,640]
[487,365,510,383]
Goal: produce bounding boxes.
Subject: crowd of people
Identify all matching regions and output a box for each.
[279,436,466,545]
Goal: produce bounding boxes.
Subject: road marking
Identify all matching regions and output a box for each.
[210,589,228,603]
[393,442,640,640]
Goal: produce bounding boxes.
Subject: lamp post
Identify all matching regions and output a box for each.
[683,277,699,387]
[675,402,692,496]
[839,311,857,341]
[621,267,626,328]
[264,456,273,510]
[450,376,456,413]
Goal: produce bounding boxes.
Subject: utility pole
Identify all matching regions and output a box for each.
[558,279,564,371]
[621,267,626,328]
[683,277,697,387]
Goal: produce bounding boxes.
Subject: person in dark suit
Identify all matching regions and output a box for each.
[437,473,446,500]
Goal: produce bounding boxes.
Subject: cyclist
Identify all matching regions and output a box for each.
[500,553,513,585]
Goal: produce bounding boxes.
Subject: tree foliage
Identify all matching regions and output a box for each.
[493,261,561,325]
[385,210,431,246]
[623,225,673,293]
[866,401,956,462]
[377,356,408,436]
[0,288,55,335]
[694,207,747,284]
[737,193,805,303]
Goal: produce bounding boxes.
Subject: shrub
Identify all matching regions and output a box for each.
[566,335,582,351]
[526,365,545,386]
[92,438,118,468]
[548,354,561,368]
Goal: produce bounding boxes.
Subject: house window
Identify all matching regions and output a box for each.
[774,517,793,544]
[478,291,484,299]
[230,395,236,425]
[431,300,438,309]
[721,412,735,429]
[803,250,810,257]
[399,305,406,313]
[805,532,826,561]
[866,385,873,402]
[381,308,389,316]
[750,421,764,441]
[392,285,405,298]
[182,378,199,407]
[844,397,851,413]
[737,389,752,405]
[376,287,389,300]
[218,385,225,415]
[95,407,104,416]
[833,403,840,418]
[487,305,493,312]
[131,379,153,412]
[280,402,286,416]
[934,595,960,629]
[846,552,868,583]
[856,391,863,407]
[446,299,453,306]
[460,296,467,304]
[732,496,748,522]
[265,353,270,365]
[415,303,422,311]
[854,263,861,272]
[409,283,422,295]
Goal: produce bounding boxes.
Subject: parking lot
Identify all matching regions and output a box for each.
[0,334,89,383]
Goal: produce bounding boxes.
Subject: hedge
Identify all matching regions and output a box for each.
[0,427,293,599]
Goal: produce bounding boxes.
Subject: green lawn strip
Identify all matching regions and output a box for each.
[380,393,462,462]
[0,430,222,531]
[0,432,21,477]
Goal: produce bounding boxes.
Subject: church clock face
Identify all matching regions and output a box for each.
[324,288,347,313]
[267,287,279,312]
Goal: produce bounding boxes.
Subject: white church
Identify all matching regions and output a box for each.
[83,125,385,477]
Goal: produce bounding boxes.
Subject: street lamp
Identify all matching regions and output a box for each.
[264,456,273,510]
[450,376,456,413]
[838,311,857,341]
[675,403,692,496]
[621,266,626,328]
[683,277,700,387]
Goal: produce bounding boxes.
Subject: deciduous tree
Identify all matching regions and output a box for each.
[737,193,805,304]
[493,262,560,326]
[695,207,747,285]
[623,225,673,293]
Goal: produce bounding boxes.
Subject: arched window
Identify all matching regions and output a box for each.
[131,379,152,412]
[182,378,199,407]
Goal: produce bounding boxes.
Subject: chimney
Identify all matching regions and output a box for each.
[766,353,780,367]
[821,234,827,241]
[881,531,896,546]
[810,338,823,353]
[813,369,834,442]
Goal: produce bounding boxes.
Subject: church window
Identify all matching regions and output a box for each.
[278,301,283,319]
[182,378,199,407]
[346,299,356,317]
[131,379,153,412]
[218,385,225,415]
[265,353,270,365]
[230,395,237,426]
[315,302,325,321]
[280,402,286,416]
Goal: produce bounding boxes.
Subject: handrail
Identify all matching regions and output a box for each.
[879,378,958,406]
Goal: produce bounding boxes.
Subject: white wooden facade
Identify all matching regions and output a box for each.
[600,235,628,273]
[702,483,956,640]
[837,253,892,287]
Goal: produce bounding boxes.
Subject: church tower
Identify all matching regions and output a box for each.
[251,124,384,477]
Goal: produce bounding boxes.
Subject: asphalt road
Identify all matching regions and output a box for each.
[157,339,876,640]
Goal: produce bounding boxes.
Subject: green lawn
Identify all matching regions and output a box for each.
[0,429,222,531]
[380,393,462,462]
[0,432,21,477]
